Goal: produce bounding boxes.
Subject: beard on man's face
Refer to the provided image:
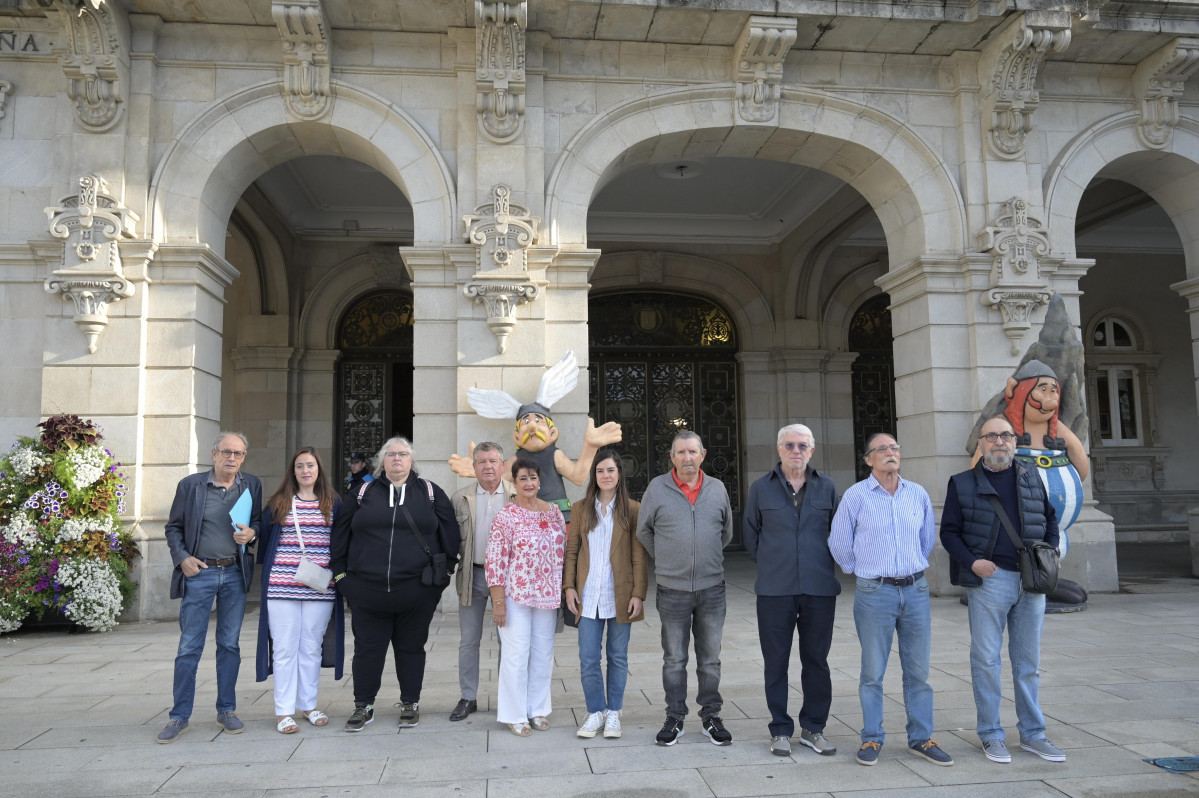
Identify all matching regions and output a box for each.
[983,449,1014,470]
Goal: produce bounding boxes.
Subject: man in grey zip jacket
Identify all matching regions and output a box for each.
[637,430,733,747]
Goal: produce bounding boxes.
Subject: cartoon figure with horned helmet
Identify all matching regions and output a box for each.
[449,351,622,521]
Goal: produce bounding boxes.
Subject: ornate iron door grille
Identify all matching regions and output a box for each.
[849,294,897,482]
[588,292,742,542]
[335,291,415,470]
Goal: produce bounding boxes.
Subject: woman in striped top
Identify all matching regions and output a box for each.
[255,447,345,734]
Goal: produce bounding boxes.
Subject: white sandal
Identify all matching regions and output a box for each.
[303,710,329,726]
[277,716,299,734]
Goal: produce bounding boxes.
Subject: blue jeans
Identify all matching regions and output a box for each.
[966,567,1047,742]
[171,565,247,721]
[657,582,726,721]
[852,575,933,745]
[577,615,632,713]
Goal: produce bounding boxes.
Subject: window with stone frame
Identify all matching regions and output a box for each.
[1085,314,1158,448]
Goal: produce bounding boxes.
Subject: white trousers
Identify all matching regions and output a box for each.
[496,602,557,724]
[267,599,334,716]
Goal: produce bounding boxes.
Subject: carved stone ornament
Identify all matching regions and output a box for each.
[475,0,526,143]
[978,14,1071,159]
[733,16,797,124]
[44,174,139,354]
[1133,37,1199,149]
[463,185,541,353]
[978,197,1053,354]
[46,0,127,132]
[0,79,11,120]
[272,0,332,122]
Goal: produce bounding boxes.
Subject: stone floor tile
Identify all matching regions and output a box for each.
[899,742,1161,786]
[0,726,50,749]
[160,760,386,792]
[1045,773,1199,796]
[378,748,592,783]
[699,759,930,796]
[485,767,718,798]
[1074,717,1199,744]
[6,765,180,797]
[265,785,482,798]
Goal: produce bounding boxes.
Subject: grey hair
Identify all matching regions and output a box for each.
[864,432,897,455]
[211,431,248,452]
[777,424,815,446]
[671,429,704,452]
[473,441,505,460]
[373,436,416,479]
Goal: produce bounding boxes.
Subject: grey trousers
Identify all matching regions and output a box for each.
[458,566,493,701]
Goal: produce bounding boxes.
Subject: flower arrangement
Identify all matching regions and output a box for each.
[0,415,138,633]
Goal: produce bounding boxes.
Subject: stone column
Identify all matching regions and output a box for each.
[134,244,240,619]
[229,336,294,495]
[292,349,339,466]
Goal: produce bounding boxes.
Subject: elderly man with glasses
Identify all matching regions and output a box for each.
[743,424,841,758]
[941,416,1065,765]
[830,432,951,768]
[159,432,262,743]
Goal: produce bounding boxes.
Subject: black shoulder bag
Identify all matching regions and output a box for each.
[398,479,450,589]
[984,494,1059,595]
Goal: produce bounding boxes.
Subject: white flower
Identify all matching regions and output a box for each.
[67,446,109,491]
[7,447,47,479]
[1,512,39,548]
[57,558,123,632]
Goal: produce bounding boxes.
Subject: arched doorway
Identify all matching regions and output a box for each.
[588,291,743,540]
[335,291,415,468]
[849,294,897,481]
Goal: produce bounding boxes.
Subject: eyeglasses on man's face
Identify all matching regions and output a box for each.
[216,449,246,459]
[780,441,812,452]
[981,431,1017,443]
[868,444,901,454]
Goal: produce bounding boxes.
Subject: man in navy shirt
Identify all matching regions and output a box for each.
[941,416,1065,765]
[743,424,840,758]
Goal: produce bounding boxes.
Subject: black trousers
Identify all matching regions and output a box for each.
[340,574,442,705]
[756,593,836,738]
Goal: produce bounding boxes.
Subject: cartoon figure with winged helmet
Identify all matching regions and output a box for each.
[449,351,622,520]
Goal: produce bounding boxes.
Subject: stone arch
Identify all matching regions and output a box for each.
[299,251,411,351]
[545,85,966,267]
[1045,113,1199,278]
[227,199,289,317]
[589,250,773,352]
[789,200,879,324]
[148,81,456,253]
[823,262,890,351]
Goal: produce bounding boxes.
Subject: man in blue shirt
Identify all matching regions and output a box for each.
[743,424,840,758]
[941,416,1065,764]
[829,433,952,767]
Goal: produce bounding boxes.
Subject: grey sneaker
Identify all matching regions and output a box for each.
[156,719,188,744]
[396,701,419,728]
[770,735,792,756]
[800,728,837,756]
[603,709,622,739]
[216,711,244,733]
[345,704,374,732]
[982,739,1012,763]
[1021,737,1066,762]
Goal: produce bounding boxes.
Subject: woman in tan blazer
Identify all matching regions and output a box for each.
[563,448,648,740]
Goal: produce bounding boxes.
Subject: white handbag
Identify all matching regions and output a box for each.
[290,496,333,593]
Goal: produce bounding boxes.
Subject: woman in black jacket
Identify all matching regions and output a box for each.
[330,436,459,732]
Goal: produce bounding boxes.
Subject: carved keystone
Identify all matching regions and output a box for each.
[1133,37,1199,149]
[476,0,526,144]
[272,0,332,121]
[46,0,128,132]
[733,16,797,124]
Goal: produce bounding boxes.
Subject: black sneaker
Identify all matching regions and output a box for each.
[702,716,732,746]
[345,704,374,732]
[396,701,419,728]
[656,716,685,746]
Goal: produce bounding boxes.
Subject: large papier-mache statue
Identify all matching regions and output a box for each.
[968,295,1090,604]
[449,351,622,520]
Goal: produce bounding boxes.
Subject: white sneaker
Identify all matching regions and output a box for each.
[603,709,622,738]
[577,710,606,738]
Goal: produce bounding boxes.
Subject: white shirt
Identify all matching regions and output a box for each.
[580,497,617,619]
[473,483,506,565]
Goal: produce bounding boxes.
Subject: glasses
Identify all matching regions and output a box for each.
[981,432,1017,443]
[217,449,246,459]
[868,444,902,454]
[780,442,812,452]
[384,451,412,459]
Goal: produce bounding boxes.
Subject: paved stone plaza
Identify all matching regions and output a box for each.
[2,552,1198,798]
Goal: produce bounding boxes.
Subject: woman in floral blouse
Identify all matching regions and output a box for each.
[486,457,567,737]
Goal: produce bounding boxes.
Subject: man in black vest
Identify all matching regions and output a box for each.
[941,416,1065,765]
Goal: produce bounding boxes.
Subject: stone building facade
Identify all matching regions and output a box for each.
[2,0,1198,619]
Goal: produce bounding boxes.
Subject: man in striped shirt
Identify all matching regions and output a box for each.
[829,433,953,768]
